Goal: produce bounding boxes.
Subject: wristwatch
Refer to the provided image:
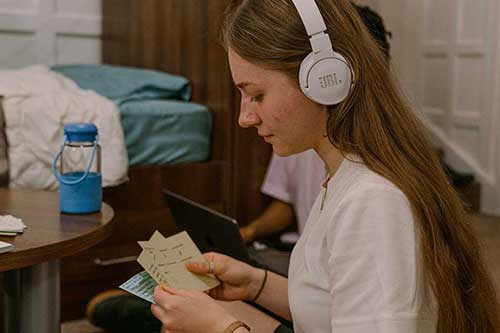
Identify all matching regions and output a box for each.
[224,320,251,332]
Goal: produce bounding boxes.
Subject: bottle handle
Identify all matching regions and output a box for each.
[52,135,99,185]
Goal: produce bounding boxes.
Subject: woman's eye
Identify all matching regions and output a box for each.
[250,94,264,102]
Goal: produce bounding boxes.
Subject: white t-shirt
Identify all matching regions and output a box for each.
[261,149,327,234]
[288,156,437,333]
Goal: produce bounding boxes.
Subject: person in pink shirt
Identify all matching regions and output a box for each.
[240,149,326,243]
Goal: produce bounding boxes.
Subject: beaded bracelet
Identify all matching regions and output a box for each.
[252,269,268,302]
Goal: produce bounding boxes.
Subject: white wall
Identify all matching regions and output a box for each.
[376,0,500,215]
[0,0,102,69]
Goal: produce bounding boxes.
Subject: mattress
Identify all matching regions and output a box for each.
[120,100,212,166]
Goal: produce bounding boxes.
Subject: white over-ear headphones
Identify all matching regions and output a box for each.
[291,0,353,105]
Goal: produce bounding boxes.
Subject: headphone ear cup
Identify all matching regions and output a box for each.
[299,51,353,105]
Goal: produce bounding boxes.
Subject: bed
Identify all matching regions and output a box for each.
[52,64,213,166]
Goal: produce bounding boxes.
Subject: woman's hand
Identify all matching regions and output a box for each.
[187,252,266,301]
[151,285,236,333]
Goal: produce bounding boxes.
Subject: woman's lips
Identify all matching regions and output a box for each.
[263,135,273,142]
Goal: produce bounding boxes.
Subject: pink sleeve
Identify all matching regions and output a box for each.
[261,153,294,204]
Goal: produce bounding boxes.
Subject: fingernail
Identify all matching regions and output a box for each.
[186,262,201,270]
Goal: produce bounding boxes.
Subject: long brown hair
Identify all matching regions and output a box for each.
[222,0,500,331]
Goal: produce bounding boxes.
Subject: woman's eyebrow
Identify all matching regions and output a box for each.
[236,82,257,90]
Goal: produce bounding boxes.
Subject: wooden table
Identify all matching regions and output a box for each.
[0,188,114,333]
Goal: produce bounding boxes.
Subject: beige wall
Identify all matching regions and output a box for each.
[371,0,500,214]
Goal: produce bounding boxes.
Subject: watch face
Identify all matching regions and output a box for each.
[224,321,251,332]
[237,321,250,331]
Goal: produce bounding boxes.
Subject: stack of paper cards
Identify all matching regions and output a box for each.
[0,240,14,254]
[0,215,27,236]
[120,231,220,303]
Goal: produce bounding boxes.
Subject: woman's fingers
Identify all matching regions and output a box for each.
[157,285,195,299]
[153,285,181,307]
[202,252,220,261]
[152,304,176,333]
[154,284,174,297]
[187,253,223,275]
[151,303,168,320]
[159,284,178,294]
[185,260,210,274]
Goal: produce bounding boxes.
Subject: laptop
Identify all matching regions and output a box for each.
[163,190,290,276]
[163,190,252,263]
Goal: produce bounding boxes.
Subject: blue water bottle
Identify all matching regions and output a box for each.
[52,123,102,214]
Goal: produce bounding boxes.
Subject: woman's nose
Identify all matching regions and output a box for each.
[238,107,261,128]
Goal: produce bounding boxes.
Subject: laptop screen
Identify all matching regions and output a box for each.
[163,190,251,263]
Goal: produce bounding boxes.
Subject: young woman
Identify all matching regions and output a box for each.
[151,0,500,332]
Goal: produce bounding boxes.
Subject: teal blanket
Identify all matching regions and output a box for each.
[52,64,191,104]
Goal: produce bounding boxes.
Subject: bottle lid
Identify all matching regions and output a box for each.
[64,123,98,142]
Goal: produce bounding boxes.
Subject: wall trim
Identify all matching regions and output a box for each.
[422,116,495,186]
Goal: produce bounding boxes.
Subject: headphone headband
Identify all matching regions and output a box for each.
[291,0,332,53]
